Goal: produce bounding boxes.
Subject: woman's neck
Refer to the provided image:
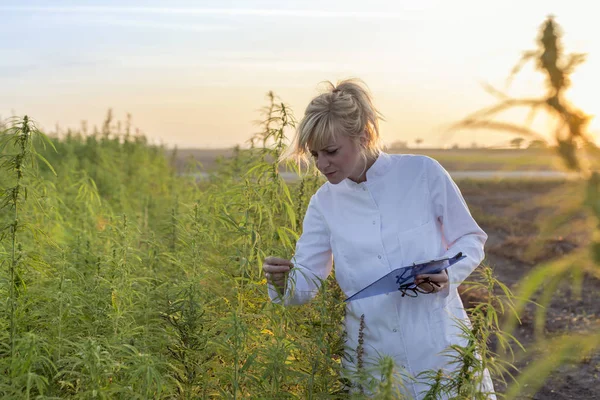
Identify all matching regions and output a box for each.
[349,154,378,183]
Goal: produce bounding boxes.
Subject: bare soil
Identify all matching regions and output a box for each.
[459,179,600,399]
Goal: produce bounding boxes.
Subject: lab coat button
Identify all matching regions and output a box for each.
[377,255,382,259]
[393,328,398,332]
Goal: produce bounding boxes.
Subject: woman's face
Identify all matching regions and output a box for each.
[309,133,365,184]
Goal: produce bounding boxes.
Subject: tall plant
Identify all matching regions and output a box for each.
[453,16,600,397]
[0,116,56,387]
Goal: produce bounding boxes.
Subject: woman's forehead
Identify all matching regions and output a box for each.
[308,135,340,151]
[309,127,354,149]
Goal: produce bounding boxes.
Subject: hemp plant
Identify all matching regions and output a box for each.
[453,16,600,397]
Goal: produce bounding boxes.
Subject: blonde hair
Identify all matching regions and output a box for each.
[281,78,384,165]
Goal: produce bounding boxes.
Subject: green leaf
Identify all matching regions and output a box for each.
[35,153,57,176]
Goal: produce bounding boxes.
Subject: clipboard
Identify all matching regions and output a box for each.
[344,252,466,302]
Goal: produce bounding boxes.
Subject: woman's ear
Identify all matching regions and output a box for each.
[359,131,368,147]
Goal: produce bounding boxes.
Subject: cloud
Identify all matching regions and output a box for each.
[74,17,235,32]
[117,57,356,72]
[0,6,418,20]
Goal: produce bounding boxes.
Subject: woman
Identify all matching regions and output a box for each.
[263,78,495,399]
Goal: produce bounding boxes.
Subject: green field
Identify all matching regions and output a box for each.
[0,117,596,399]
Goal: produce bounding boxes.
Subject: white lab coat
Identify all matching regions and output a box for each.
[268,152,495,399]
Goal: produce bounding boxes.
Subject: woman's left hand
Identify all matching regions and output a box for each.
[414,270,448,294]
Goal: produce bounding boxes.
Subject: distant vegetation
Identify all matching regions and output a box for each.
[168,146,567,174]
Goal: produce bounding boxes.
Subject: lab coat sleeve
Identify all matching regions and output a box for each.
[427,157,488,295]
[268,194,334,305]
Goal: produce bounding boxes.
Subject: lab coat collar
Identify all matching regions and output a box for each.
[342,151,393,190]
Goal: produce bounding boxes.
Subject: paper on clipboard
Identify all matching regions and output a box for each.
[344,252,466,302]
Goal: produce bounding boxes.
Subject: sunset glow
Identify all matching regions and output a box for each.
[1,0,598,149]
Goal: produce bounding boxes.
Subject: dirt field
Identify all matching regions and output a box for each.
[459,179,600,399]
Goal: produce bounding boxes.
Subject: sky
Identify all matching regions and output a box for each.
[1,0,599,149]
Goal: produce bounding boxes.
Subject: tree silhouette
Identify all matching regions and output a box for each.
[510,137,525,149]
[527,139,548,149]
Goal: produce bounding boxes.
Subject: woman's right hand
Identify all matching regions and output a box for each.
[263,256,293,295]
